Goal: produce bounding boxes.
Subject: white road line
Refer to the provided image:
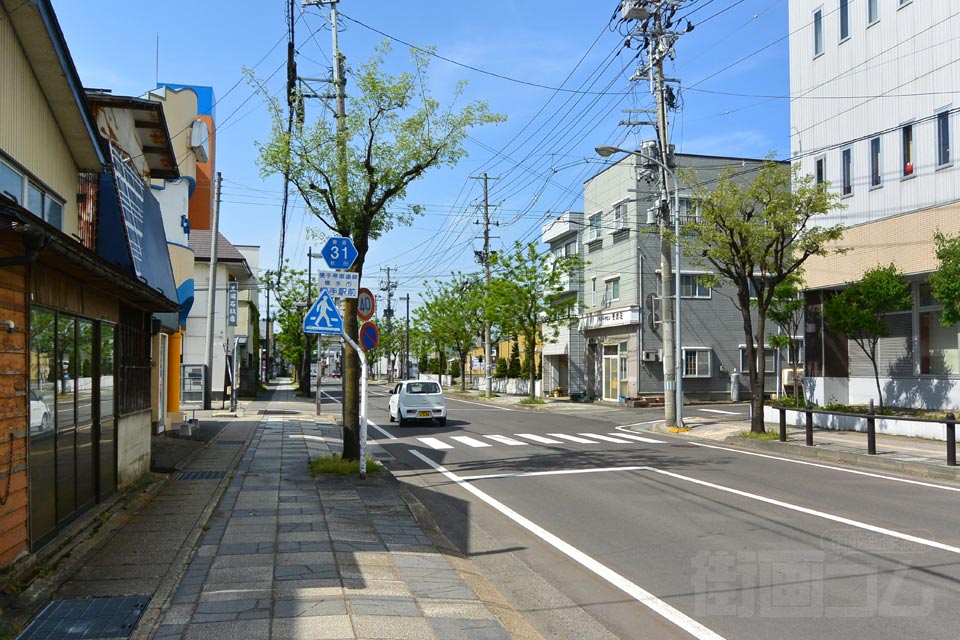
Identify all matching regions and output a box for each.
[448,397,514,411]
[697,408,742,415]
[646,466,960,556]
[548,433,597,444]
[617,420,664,428]
[451,435,493,448]
[614,433,667,444]
[460,466,649,481]
[484,435,529,446]
[367,421,397,440]
[580,433,633,444]
[516,433,563,444]
[416,437,453,450]
[690,442,960,493]
[409,451,726,640]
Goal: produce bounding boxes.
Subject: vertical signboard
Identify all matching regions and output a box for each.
[227,280,239,326]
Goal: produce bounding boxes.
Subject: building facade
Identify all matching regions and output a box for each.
[579,151,776,402]
[791,1,960,409]
[0,0,177,569]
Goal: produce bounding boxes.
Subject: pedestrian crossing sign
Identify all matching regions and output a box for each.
[302,290,343,335]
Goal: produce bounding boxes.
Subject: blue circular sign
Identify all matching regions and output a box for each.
[359,321,379,351]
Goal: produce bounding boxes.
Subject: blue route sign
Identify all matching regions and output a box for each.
[302,290,343,335]
[359,321,379,351]
[321,236,358,270]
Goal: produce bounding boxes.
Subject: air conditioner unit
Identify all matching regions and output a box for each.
[781,367,804,387]
[642,350,661,362]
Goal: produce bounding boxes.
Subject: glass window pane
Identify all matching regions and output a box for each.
[29,307,57,543]
[99,323,116,497]
[76,320,96,508]
[840,0,849,40]
[45,198,63,229]
[0,160,23,204]
[902,125,914,176]
[937,112,951,166]
[27,184,43,217]
[813,10,823,55]
[870,137,881,186]
[56,315,76,522]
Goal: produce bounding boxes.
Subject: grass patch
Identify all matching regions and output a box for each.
[519,397,545,405]
[737,430,781,441]
[309,454,381,476]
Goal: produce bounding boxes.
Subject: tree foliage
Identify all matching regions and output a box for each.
[930,230,960,326]
[487,241,583,398]
[680,161,845,432]
[251,43,504,458]
[415,273,485,391]
[765,273,805,399]
[822,264,911,411]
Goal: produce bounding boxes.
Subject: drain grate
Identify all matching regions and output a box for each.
[214,440,245,446]
[178,470,226,480]
[17,595,150,640]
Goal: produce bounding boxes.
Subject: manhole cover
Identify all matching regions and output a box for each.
[17,595,150,639]
[178,470,226,480]
[214,440,245,446]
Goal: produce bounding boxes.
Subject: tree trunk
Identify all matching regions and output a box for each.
[342,296,360,460]
[870,342,884,412]
[460,354,467,392]
[738,297,766,434]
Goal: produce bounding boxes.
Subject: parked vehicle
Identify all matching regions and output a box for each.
[29,390,52,436]
[388,380,446,426]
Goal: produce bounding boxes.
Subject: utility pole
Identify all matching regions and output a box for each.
[624,0,689,428]
[204,172,223,409]
[402,294,410,380]
[471,173,499,398]
[381,267,397,382]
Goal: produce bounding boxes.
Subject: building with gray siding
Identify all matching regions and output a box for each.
[578,149,779,402]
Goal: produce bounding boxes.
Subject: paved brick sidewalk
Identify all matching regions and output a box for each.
[147,382,514,640]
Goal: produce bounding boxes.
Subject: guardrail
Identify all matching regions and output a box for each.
[775,402,956,467]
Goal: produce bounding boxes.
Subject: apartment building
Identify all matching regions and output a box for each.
[579,150,775,402]
[791,1,960,408]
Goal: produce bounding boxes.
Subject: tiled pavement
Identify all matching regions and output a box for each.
[147,383,513,640]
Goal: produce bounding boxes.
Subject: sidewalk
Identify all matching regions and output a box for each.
[9,381,523,640]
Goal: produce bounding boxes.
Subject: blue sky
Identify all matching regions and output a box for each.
[53,0,789,307]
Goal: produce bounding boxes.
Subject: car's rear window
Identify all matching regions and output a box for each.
[407,382,441,394]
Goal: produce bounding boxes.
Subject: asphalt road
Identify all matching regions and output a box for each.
[327,381,960,639]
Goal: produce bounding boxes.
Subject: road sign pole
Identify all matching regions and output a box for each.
[342,332,367,479]
[316,338,322,416]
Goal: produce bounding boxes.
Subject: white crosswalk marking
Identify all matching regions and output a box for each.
[614,433,667,444]
[417,437,453,450]
[516,433,563,444]
[549,433,597,444]
[452,435,493,448]
[485,435,529,446]
[581,433,632,444]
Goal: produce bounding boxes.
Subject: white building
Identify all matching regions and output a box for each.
[541,211,586,397]
[791,1,960,408]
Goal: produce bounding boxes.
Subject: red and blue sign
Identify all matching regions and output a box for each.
[359,321,379,351]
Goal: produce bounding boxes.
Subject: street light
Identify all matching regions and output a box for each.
[595,145,683,429]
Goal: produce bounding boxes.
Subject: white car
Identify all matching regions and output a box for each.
[29,390,52,436]
[388,380,447,426]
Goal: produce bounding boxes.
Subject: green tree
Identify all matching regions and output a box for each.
[488,241,583,398]
[507,342,521,379]
[252,43,504,459]
[930,230,960,325]
[680,161,845,432]
[449,359,461,379]
[417,273,485,391]
[822,264,911,411]
[765,274,805,400]
[270,266,311,394]
[494,357,508,379]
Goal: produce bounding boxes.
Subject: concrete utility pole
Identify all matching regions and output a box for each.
[471,173,498,398]
[381,267,397,382]
[622,0,689,428]
[401,294,410,379]
[204,171,223,409]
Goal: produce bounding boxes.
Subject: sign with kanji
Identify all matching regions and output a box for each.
[227,281,239,326]
[315,270,359,299]
[321,236,358,270]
